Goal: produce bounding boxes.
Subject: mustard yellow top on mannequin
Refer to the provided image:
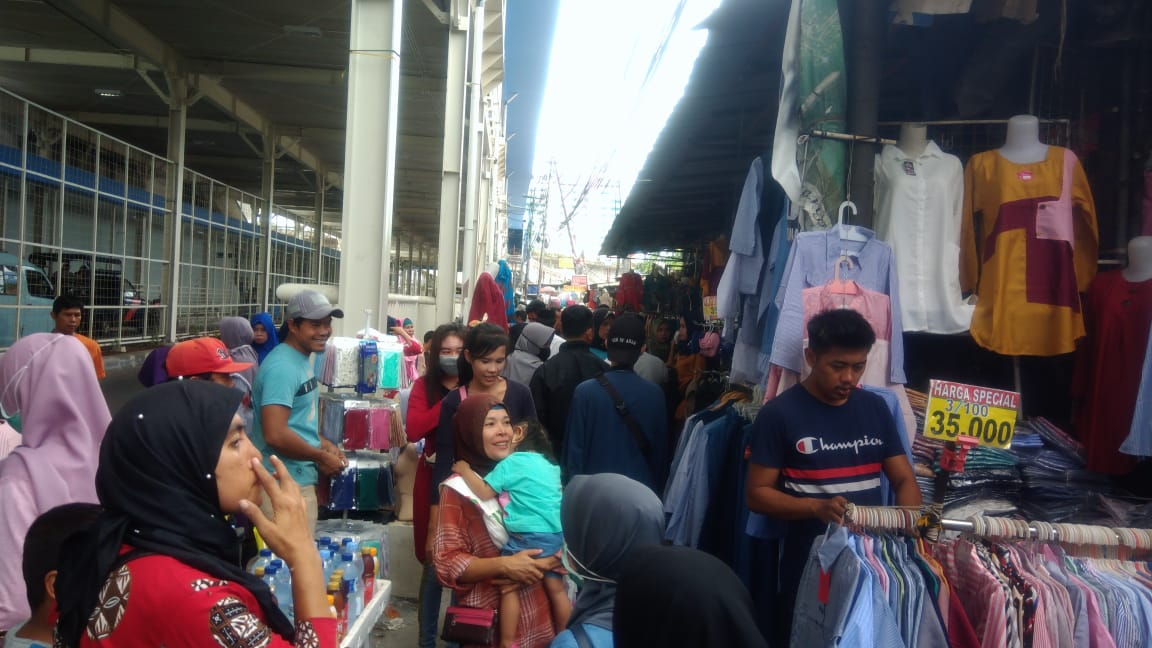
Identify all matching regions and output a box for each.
[960,116,1098,356]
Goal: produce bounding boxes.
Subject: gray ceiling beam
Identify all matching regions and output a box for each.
[42,0,343,189]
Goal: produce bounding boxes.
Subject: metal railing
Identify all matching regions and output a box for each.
[0,86,340,349]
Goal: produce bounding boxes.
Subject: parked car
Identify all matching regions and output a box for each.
[0,252,56,346]
[29,252,160,337]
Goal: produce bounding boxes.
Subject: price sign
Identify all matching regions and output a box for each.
[703,296,718,320]
[923,380,1020,449]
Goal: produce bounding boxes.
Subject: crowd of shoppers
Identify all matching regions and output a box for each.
[0,290,913,648]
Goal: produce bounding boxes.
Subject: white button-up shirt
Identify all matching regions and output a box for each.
[874,141,974,333]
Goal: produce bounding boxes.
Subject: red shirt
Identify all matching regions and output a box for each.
[78,551,336,648]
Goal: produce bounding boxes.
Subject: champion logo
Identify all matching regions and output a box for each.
[795,435,885,455]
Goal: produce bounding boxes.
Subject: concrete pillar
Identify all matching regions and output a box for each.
[459,0,485,319]
[164,77,187,343]
[259,125,276,311]
[337,0,403,333]
[435,10,469,324]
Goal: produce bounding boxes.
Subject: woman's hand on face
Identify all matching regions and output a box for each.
[500,549,546,585]
[241,455,315,566]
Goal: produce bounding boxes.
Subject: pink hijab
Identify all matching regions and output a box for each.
[0,333,110,629]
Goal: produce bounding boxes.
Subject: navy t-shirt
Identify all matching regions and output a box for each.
[749,384,904,505]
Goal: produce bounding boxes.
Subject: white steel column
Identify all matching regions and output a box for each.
[259,125,276,311]
[164,77,187,342]
[338,0,403,332]
[459,0,485,319]
[435,6,469,324]
[314,183,325,282]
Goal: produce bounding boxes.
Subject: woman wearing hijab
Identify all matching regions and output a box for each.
[612,545,767,648]
[432,394,556,648]
[405,323,465,648]
[220,316,260,387]
[0,334,111,631]
[589,308,614,362]
[550,474,665,648]
[250,312,280,364]
[503,322,554,386]
[54,381,335,647]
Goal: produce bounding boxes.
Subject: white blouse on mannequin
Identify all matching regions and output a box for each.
[874,140,974,333]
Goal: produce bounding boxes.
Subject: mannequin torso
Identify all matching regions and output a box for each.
[999,114,1048,164]
[897,123,928,158]
[1123,236,1152,282]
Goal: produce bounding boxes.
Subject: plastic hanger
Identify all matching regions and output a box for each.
[836,201,868,243]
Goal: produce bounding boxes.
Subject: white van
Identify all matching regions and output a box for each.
[0,253,56,346]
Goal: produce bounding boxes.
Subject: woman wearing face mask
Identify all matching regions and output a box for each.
[433,395,557,648]
[428,325,536,571]
[53,381,335,647]
[0,334,111,632]
[549,474,665,648]
[404,322,465,648]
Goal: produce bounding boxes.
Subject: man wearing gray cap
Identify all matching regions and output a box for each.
[250,290,345,531]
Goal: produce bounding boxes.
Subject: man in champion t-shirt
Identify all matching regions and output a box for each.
[746,308,921,644]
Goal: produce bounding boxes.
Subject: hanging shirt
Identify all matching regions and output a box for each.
[716,157,765,319]
[770,227,907,384]
[1121,320,1152,458]
[1072,271,1152,473]
[960,146,1098,356]
[875,142,974,334]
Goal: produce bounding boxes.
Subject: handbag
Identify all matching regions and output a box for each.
[440,605,499,645]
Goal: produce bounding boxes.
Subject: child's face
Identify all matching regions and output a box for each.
[656,323,672,343]
[252,324,268,345]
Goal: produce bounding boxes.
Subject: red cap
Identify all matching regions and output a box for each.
[166,337,253,378]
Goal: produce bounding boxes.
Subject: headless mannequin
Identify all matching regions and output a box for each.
[897,123,928,158]
[1123,236,1152,282]
[999,114,1048,164]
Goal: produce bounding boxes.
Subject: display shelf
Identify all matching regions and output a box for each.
[340,579,392,648]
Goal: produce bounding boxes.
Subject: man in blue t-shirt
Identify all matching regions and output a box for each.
[746,308,921,644]
[250,290,346,531]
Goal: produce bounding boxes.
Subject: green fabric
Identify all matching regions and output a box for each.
[797,0,848,225]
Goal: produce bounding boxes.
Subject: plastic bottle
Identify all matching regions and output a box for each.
[269,559,293,621]
[349,541,364,580]
[326,594,337,625]
[342,570,363,626]
[319,549,334,581]
[248,547,273,574]
[328,579,346,640]
[262,564,279,604]
[360,546,375,601]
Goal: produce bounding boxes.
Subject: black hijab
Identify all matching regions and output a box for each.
[54,381,294,646]
[613,545,768,648]
[591,308,614,351]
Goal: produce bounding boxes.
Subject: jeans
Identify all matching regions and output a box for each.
[418,562,444,648]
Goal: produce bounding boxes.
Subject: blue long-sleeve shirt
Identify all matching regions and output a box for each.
[564,370,669,494]
[770,227,907,384]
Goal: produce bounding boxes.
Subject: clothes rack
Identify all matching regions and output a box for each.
[802,129,897,145]
[845,504,1152,553]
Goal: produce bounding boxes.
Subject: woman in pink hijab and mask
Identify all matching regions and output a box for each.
[0,333,111,631]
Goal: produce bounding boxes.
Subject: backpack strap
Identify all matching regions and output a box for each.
[594,373,650,454]
[571,623,595,648]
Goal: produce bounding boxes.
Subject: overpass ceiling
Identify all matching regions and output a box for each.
[0,0,495,251]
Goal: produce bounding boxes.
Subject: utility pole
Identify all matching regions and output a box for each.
[536,168,551,292]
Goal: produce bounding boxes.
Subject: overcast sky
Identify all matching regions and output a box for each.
[531,0,722,257]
